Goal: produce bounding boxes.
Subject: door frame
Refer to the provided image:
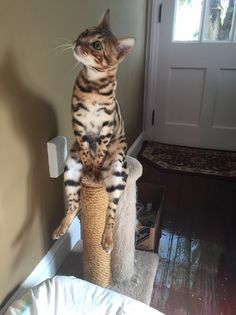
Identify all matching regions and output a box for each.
[143,0,162,139]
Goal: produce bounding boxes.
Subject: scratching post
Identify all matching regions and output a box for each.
[81,156,142,286]
[81,176,110,287]
[59,157,158,304]
[111,156,143,282]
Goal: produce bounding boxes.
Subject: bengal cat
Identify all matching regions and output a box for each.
[52,9,135,253]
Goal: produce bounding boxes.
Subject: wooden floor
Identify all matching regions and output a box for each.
[139,161,236,315]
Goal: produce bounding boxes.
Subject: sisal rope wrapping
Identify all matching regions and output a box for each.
[81,175,110,287]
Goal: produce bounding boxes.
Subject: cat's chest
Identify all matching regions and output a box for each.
[78,103,111,133]
[84,106,101,131]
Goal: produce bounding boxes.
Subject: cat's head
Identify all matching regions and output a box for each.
[73,9,135,70]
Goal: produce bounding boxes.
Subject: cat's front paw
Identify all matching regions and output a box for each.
[52,225,68,240]
[101,232,113,254]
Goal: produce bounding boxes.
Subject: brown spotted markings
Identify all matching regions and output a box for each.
[52,9,135,254]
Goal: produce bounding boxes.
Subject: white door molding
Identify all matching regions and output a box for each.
[143,0,161,137]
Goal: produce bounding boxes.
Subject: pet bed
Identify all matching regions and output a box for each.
[5,276,164,315]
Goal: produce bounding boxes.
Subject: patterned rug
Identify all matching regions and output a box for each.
[138,141,236,179]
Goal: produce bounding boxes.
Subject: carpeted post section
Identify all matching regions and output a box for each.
[111,156,143,282]
[58,241,160,305]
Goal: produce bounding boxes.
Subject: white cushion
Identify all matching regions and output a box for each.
[6,276,164,315]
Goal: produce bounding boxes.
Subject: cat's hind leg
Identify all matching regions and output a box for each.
[52,145,83,240]
[101,158,128,253]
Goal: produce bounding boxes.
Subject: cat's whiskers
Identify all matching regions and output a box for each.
[54,43,73,50]
[53,45,74,56]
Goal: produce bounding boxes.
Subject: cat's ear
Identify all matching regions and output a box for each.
[117,38,135,61]
[98,9,110,29]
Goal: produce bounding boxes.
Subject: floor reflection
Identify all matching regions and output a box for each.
[152,226,236,315]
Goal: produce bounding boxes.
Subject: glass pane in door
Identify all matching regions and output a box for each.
[173,0,204,41]
[203,0,235,41]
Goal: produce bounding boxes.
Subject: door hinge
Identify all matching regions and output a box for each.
[158,3,162,23]
[151,110,155,126]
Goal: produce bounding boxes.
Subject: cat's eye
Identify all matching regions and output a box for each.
[92,41,103,50]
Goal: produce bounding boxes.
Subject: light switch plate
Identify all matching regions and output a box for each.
[47,136,67,178]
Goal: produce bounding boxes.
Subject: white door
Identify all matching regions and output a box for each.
[145,0,236,150]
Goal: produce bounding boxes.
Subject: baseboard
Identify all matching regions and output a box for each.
[0,217,81,314]
[127,132,146,158]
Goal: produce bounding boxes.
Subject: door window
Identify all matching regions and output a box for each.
[173,0,236,42]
